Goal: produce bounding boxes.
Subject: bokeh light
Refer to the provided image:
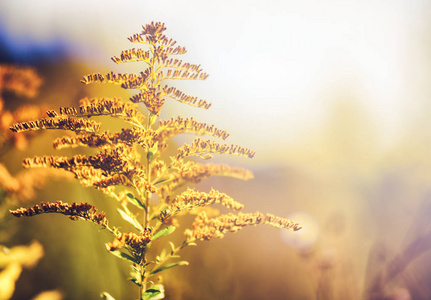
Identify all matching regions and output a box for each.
[281,212,319,251]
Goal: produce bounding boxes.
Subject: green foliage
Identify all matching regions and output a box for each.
[126,193,146,210]
[142,285,164,300]
[101,292,116,300]
[147,142,158,161]
[150,261,189,275]
[129,266,142,287]
[117,208,143,231]
[152,225,175,241]
[105,244,139,264]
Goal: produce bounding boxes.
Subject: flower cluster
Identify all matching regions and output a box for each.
[0,165,72,202]
[80,22,209,116]
[10,201,107,225]
[161,86,211,110]
[0,65,45,152]
[0,65,42,99]
[176,138,256,160]
[0,65,71,205]
[59,97,144,123]
[170,188,244,213]
[107,231,152,252]
[177,161,253,183]
[157,116,229,141]
[185,211,302,241]
[10,116,101,133]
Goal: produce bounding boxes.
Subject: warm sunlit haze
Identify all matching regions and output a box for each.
[1,1,431,299]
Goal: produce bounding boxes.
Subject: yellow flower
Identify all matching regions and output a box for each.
[107,231,151,252]
[10,201,107,225]
[10,116,100,133]
[170,188,244,213]
[185,211,302,241]
[176,138,255,160]
[157,116,229,141]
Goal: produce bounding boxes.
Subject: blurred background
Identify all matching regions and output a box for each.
[1,0,431,299]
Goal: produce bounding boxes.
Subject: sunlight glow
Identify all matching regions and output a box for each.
[281,212,319,250]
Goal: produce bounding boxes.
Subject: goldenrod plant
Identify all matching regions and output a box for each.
[0,65,42,153]
[0,64,45,238]
[0,65,71,204]
[0,241,45,300]
[0,65,64,300]
[9,22,302,299]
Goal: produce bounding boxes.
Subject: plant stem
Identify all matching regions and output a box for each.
[140,263,146,299]
[141,43,156,298]
[141,149,151,297]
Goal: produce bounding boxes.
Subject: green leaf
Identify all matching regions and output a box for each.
[150,261,189,275]
[152,225,175,241]
[144,261,153,267]
[180,240,196,249]
[153,178,172,185]
[169,242,175,254]
[117,208,143,231]
[160,248,166,259]
[142,284,165,300]
[129,266,141,286]
[149,113,157,125]
[101,292,116,300]
[147,141,159,161]
[126,193,146,210]
[129,277,141,286]
[149,113,157,126]
[105,244,139,264]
